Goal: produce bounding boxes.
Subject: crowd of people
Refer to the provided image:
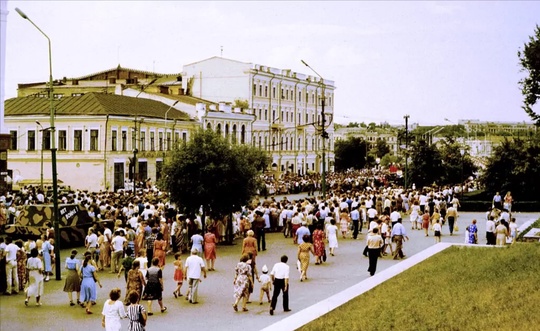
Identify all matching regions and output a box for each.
[0,169,522,329]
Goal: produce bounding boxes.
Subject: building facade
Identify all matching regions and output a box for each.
[334,127,398,156]
[182,57,336,176]
[5,93,196,192]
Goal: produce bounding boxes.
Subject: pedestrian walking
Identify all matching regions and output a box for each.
[367,228,383,276]
[24,248,44,306]
[63,249,81,306]
[101,288,127,331]
[269,255,291,316]
[184,248,207,304]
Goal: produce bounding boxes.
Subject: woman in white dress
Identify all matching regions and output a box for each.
[25,248,44,306]
[134,250,148,278]
[409,201,420,230]
[325,219,339,256]
[102,288,127,331]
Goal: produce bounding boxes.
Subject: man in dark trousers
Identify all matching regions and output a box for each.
[253,210,266,251]
[269,255,291,315]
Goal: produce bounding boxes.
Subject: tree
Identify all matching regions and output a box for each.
[374,138,391,158]
[160,129,269,241]
[438,137,478,184]
[518,25,540,125]
[408,140,444,188]
[479,138,540,201]
[334,137,368,171]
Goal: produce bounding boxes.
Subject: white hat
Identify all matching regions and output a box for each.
[262,265,268,273]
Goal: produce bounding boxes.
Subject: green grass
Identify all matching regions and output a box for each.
[299,244,540,331]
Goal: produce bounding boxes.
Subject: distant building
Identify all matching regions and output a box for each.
[458,119,537,136]
[334,127,398,156]
[182,57,336,175]
[4,93,196,191]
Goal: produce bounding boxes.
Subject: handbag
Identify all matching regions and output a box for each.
[322,249,327,262]
[138,305,147,326]
[454,225,459,232]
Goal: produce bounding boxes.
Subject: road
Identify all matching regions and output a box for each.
[1,211,538,331]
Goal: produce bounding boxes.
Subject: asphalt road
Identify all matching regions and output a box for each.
[1,211,538,331]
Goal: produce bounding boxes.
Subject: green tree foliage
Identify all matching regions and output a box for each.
[438,137,478,184]
[334,137,368,171]
[518,25,540,125]
[374,138,391,158]
[408,140,444,188]
[161,129,269,220]
[480,138,540,201]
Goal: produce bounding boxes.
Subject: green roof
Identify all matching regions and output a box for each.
[4,93,193,121]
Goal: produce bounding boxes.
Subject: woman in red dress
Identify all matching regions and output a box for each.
[153,233,167,269]
[312,223,326,265]
[204,229,218,271]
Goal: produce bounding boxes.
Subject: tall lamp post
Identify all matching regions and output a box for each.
[17,7,61,280]
[301,60,330,198]
[35,121,51,192]
[404,115,409,189]
[460,148,465,200]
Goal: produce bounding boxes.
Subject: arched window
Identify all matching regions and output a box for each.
[225,124,229,140]
[232,124,237,144]
[241,125,246,144]
[206,123,212,131]
[216,123,222,135]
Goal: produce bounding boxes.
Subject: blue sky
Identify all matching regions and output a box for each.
[4,1,540,125]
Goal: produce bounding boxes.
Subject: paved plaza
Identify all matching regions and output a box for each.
[1,211,538,331]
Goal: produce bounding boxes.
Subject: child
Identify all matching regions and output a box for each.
[172,253,183,298]
[258,264,272,305]
[117,248,134,282]
[432,219,442,243]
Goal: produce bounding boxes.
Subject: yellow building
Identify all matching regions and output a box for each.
[5,92,197,192]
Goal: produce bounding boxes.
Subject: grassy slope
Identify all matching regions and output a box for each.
[300,244,540,331]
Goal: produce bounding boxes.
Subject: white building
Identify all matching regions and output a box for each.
[182,57,336,175]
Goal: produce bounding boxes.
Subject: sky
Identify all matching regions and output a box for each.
[3,1,540,126]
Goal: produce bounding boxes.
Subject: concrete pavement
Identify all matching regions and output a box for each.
[1,212,538,331]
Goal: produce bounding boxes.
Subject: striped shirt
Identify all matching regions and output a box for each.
[126,304,146,331]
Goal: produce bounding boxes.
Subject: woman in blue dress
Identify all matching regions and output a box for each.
[41,236,54,282]
[467,219,478,244]
[80,255,102,314]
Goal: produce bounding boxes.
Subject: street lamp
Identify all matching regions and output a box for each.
[17,7,61,280]
[164,100,180,152]
[35,121,51,192]
[460,148,465,200]
[301,59,330,198]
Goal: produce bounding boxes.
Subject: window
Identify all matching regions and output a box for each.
[9,130,17,150]
[140,132,146,151]
[253,83,257,96]
[273,110,276,122]
[27,130,36,151]
[175,132,180,145]
[166,132,171,150]
[265,86,268,97]
[232,125,237,144]
[90,129,98,151]
[43,130,51,150]
[241,125,246,144]
[281,88,284,99]
[74,130,82,151]
[122,131,127,151]
[58,130,67,151]
[158,132,163,151]
[259,109,262,120]
[272,87,276,99]
[264,109,268,121]
[111,130,117,151]
[150,132,155,151]
[259,85,262,96]
[182,132,187,143]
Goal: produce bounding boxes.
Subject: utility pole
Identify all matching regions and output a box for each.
[404,115,409,189]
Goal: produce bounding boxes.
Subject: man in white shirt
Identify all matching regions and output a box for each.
[367,207,378,223]
[269,255,291,315]
[390,210,401,228]
[184,248,207,304]
[4,237,20,294]
[85,228,99,262]
[110,231,126,273]
[486,217,496,245]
